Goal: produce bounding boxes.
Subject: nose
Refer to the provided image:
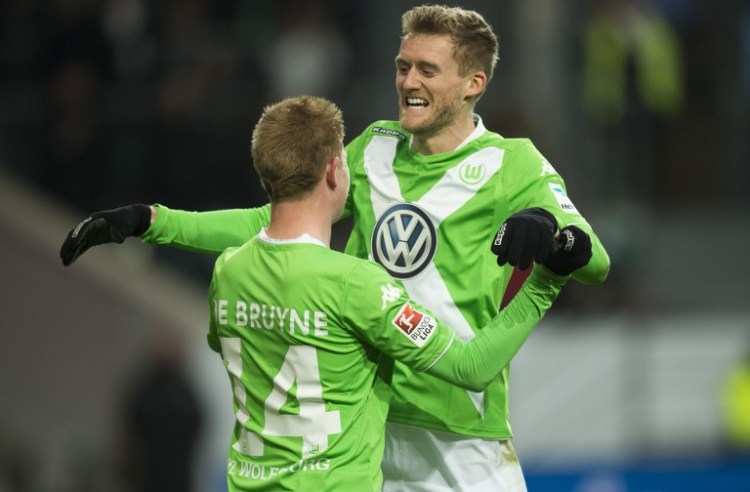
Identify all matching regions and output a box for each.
[400,67,422,90]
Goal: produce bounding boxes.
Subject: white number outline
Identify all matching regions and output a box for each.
[220,338,341,459]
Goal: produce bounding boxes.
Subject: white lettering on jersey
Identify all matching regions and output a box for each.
[381,283,403,310]
[236,301,248,326]
[540,159,557,176]
[216,299,229,325]
[229,457,332,480]
[215,299,329,337]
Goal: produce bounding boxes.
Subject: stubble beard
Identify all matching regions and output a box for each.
[400,90,465,140]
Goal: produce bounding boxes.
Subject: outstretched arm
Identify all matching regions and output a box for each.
[346,224,590,392]
[425,266,564,391]
[427,223,591,390]
[426,222,591,390]
[60,203,271,265]
[142,204,270,253]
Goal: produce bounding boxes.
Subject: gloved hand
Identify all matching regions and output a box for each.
[491,208,557,270]
[60,204,152,266]
[543,225,592,276]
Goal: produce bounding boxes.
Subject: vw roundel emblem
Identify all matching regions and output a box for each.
[371,203,437,279]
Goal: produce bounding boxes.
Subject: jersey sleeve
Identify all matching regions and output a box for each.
[503,140,610,285]
[141,204,271,253]
[340,261,454,372]
[425,266,567,391]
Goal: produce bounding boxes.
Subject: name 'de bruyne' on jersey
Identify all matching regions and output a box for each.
[213,299,329,337]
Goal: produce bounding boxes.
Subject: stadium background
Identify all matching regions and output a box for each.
[1,0,749,490]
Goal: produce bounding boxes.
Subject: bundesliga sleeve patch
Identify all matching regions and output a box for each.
[548,183,579,215]
[391,303,437,348]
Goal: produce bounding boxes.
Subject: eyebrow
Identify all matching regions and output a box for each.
[394,56,441,72]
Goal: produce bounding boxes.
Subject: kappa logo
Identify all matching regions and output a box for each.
[380,283,403,310]
[493,223,507,247]
[540,160,557,176]
[371,203,437,279]
[391,302,437,348]
[71,216,92,238]
[372,126,406,140]
[458,162,486,185]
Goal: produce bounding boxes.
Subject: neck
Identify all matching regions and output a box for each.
[411,111,476,155]
[265,197,332,247]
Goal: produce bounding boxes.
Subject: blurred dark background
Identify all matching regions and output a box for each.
[1,0,749,490]
[1,0,749,297]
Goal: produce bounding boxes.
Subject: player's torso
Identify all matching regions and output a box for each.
[344,121,521,438]
[211,239,390,490]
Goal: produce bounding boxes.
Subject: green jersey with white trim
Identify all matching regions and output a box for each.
[208,232,567,490]
[342,118,609,438]
[143,116,610,440]
[209,235,453,491]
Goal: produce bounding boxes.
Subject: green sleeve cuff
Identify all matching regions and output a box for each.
[140,203,169,243]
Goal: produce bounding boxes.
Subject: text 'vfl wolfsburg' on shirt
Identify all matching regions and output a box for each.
[207,230,454,491]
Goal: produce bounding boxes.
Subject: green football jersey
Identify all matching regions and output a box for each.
[341,118,608,438]
[208,234,454,491]
[208,232,566,491]
[143,116,610,440]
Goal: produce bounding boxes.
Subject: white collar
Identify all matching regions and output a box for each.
[258,228,327,248]
[408,113,486,152]
[456,114,486,150]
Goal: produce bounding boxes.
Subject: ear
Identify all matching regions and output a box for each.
[465,70,488,100]
[324,156,339,189]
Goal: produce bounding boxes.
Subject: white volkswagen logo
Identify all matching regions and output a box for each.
[371,203,437,279]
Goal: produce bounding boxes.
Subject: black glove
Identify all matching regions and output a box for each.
[491,208,557,270]
[60,204,152,266]
[543,225,592,276]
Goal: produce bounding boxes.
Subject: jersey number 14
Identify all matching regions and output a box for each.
[220,338,342,459]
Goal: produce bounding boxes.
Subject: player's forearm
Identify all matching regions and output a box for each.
[142,204,271,253]
[427,267,566,391]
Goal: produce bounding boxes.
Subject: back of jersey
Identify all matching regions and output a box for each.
[207,236,391,491]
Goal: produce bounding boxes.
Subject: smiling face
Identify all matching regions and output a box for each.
[395,33,485,144]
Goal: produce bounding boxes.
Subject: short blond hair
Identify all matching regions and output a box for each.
[251,96,344,203]
[402,5,499,82]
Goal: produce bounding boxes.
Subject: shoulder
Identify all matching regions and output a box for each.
[487,137,547,173]
[292,247,389,285]
[340,257,402,300]
[333,253,391,285]
[484,135,540,156]
[212,240,254,276]
[469,128,541,157]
